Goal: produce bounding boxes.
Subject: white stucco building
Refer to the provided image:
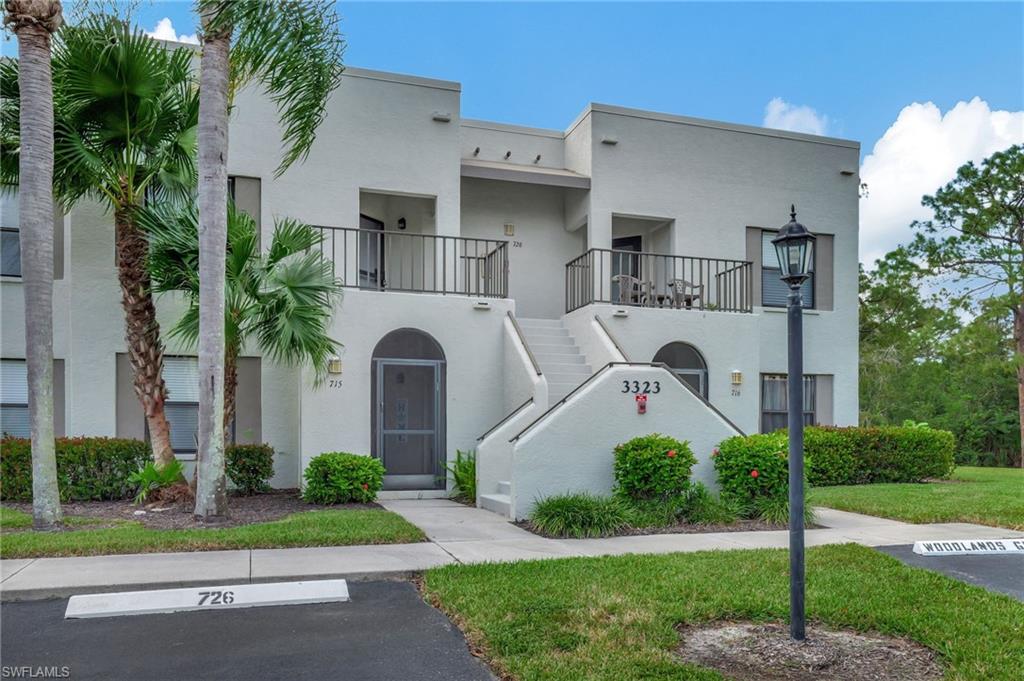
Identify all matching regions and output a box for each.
[0,65,860,519]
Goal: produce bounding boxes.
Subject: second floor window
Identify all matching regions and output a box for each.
[761,231,813,308]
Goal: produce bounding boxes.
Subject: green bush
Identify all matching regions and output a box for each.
[625,482,739,528]
[226,443,274,495]
[529,493,631,538]
[444,449,476,503]
[129,459,185,503]
[713,432,790,511]
[303,452,384,504]
[0,436,151,501]
[714,425,957,517]
[613,433,696,500]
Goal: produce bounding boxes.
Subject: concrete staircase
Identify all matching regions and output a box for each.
[479,480,511,516]
[476,317,593,519]
[517,317,592,403]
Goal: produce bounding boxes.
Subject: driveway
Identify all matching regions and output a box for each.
[877,544,1024,601]
[0,580,495,681]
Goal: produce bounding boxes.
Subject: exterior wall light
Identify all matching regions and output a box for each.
[327,356,343,375]
[432,112,452,122]
[473,301,491,310]
[600,136,618,145]
[612,308,629,318]
[730,370,742,385]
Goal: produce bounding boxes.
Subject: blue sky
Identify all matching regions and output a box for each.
[6,2,1024,261]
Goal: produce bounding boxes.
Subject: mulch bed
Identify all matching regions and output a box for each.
[677,622,943,681]
[4,490,381,531]
[518,518,820,538]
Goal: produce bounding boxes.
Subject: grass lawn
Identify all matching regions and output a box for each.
[811,466,1024,530]
[0,507,425,558]
[424,544,1024,681]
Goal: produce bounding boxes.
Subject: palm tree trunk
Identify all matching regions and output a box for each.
[16,22,62,530]
[224,343,238,434]
[114,207,176,469]
[194,26,231,520]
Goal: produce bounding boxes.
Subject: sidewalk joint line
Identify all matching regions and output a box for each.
[1,558,36,583]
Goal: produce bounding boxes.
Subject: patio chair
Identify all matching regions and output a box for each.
[611,274,648,306]
[668,279,704,309]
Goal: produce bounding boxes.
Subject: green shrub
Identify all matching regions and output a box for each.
[713,432,790,511]
[129,459,184,503]
[529,493,631,538]
[613,433,696,500]
[303,452,384,504]
[753,491,816,526]
[714,425,957,517]
[226,443,274,495]
[0,436,151,501]
[678,482,741,525]
[444,449,476,503]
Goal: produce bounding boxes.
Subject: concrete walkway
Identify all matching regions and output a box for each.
[3,501,1022,601]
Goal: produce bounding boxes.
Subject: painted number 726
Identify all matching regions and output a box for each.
[197,590,235,606]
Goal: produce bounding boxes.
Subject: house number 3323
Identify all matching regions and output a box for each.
[622,380,660,394]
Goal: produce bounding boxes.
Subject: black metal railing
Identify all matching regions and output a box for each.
[314,226,509,298]
[565,248,753,313]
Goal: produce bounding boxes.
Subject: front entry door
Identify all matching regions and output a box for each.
[376,359,443,490]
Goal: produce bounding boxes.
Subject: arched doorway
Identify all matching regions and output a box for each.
[371,329,446,490]
[653,342,708,399]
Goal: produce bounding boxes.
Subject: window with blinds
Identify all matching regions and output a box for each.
[163,357,200,457]
[761,373,816,433]
[0,360,29,437]
[158,357,235,458]
[1,192,20,277]
[761,231,813,308]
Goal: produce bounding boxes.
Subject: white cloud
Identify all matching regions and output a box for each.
[145,17,199,45]
[763,97,829,136]
[859,97,1024,266]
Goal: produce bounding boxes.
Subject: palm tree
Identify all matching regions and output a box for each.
[192,0,344,519]
[143,202,341,433]
[2,15,199,471]
[2,0,64,529]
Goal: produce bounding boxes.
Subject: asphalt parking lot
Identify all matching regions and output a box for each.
[877,544,1024,600]
[1,580,495,681]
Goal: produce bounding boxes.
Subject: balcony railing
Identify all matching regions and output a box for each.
[314,226,509,298]
[565,248,753,313]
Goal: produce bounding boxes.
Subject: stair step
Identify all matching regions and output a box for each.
[535,352,585,365]
[480,493,511,517]
[531,343,580,355]
[522,328,570,339]
[540,363,590,376]
[497,480,511,495]
[517,318,563,328]
[546,372,589,385]
[523,334,574,346]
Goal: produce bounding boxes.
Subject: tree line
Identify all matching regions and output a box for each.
[860,145,1024,467]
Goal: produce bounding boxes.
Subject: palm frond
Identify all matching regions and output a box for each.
[200,0,344,176]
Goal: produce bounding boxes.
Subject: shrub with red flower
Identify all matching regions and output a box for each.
[750,469,759,478]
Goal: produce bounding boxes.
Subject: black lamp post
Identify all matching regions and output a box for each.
[772,205,816,641]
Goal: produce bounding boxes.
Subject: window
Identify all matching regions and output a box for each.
[2,193,19,277]
[760,374,816,433]
[1,228,20,277]
[163,357,200,457]
[761,231,813,308]
[653,341,708,399]
[159,357,236,458]
[0,360,29,437]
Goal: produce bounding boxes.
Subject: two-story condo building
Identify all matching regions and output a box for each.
[0,65,859,520]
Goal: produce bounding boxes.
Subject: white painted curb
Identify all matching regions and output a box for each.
[65,579,350,619]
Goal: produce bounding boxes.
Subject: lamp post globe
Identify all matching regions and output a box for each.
[772,205,816,285]
[774,205,815,642]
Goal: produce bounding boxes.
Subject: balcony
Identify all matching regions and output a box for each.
[314,226,509,298]
[565,248,753,313]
